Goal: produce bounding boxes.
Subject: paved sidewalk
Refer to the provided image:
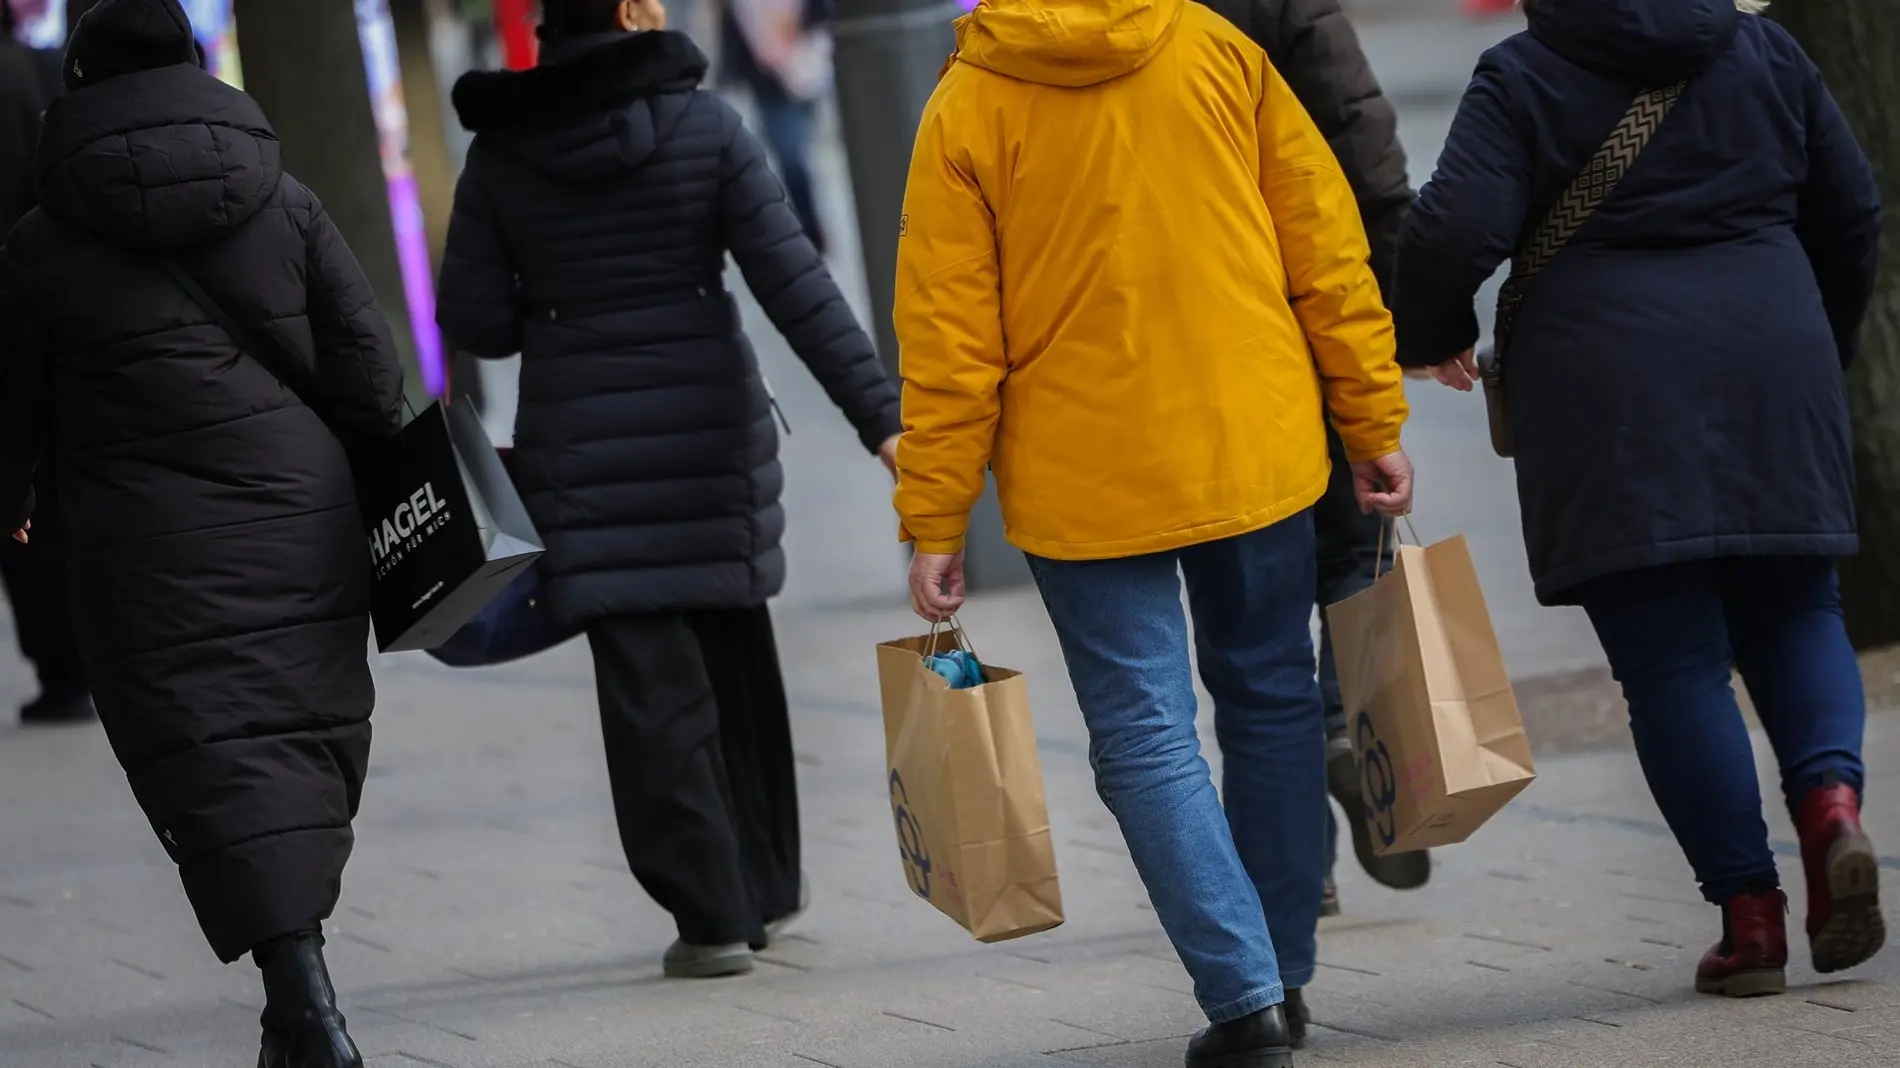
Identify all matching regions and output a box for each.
[12,6,1900,1067]
[2,586,1898,1068]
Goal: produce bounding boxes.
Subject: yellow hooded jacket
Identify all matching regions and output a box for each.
[892,0,1409,561]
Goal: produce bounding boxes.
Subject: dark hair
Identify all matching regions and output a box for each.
[2,1,16,40]
[537,0,623,41]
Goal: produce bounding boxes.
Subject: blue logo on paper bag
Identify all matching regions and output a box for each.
[890,770,932,899]
[1355,711,1399,848]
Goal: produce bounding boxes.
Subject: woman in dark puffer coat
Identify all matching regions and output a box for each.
[0,2,404,1064]
[1395,0,1883,998]
[438,0,900,980]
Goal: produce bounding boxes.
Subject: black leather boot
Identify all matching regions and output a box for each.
[1327,735,1431,890]
[255,933,362,1068]
[1284,988,1308,1049]
[1185,1003,1295,1067]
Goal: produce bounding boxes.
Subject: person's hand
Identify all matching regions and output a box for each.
[878,434,900,480]
[1431,348,1480,392]
[1351,450,1414,518]
[9,520,27,545]
[909,551,966,622]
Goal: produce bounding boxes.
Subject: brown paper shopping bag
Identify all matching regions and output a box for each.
[1326,528,1536,855]
[874,626,1064,942]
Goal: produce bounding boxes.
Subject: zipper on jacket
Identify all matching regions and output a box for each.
[762,374,792,436]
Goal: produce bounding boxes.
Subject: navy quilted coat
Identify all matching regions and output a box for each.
[1393,0,1882,604]
[438,31,900,624]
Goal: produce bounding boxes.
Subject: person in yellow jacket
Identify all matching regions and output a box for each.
[892,0,1412,1062]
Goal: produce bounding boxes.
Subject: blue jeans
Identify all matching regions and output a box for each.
[1575,556,1866,904]
[751,75,820,242]
[1027,514,1328,1020]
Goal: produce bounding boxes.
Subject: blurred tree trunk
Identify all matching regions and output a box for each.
[232,0,425,409]
[1777,2,1900,648]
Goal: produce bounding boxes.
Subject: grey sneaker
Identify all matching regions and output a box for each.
[662,940,754,979]
[763,873,812,947]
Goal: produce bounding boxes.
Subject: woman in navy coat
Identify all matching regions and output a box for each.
[1395,0,1884,997]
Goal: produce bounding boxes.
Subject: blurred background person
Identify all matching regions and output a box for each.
[0,0,88,726]
[439,0,899,981]
[1396,0,1883,998]
[720,0,833,252]
[1203,0,1431,918]
[894,0,1411,1061]
[0,1,407,1063]
[1463,0,1518,17]
[4,0,65,99]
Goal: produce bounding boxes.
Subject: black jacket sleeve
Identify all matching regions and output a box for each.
[1794,58,1882,369]
[437,147,523,361]
[716,103,901,451]
[303,194,407,442]
[1205,0,1414,296]
[0,246,47,533]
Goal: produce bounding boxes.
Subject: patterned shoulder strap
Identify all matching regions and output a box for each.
[1491,82,1688,366]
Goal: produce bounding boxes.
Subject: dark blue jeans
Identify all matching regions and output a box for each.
[750,75,820,243]
[1314,427,1389,871]
[1575,556,1866,904]
[1028,513,1328,1018]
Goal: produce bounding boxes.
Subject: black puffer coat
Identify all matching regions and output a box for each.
[439,31,900,624]
[0,64,406,962]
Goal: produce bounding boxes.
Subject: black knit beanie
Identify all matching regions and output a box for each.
[64,0,199,91]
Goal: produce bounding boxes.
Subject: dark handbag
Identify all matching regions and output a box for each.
[162,259,546,653]
[424,561,569,667]
[1483,81,1688,458]
[426,449,577,667]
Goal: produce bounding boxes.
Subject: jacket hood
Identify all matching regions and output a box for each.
[1527,0,1740,82]
[954,0,1183,88]
[34,63,281,251]
[451,30,707,183]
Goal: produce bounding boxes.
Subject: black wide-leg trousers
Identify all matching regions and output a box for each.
[586,606,801,948]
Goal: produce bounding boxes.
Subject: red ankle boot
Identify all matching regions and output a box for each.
[1796,780,1887,974]
[1695,889,1787,998]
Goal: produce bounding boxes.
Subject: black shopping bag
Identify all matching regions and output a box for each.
[361,401,543,652]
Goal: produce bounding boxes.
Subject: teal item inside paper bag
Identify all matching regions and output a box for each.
[925,649,986,690]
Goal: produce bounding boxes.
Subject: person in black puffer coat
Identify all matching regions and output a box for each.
[438,0,900,980]
[0,2,404,1064]
[0,0,92,726]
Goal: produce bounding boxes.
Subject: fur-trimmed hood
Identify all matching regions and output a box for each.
[451,30,709,182]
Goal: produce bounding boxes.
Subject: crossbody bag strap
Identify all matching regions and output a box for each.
[1490,80,1688,376]
[160,257,309,408]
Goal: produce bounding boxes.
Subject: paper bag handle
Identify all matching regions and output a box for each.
[1374,515,1424,579]
[927,615,985,664]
